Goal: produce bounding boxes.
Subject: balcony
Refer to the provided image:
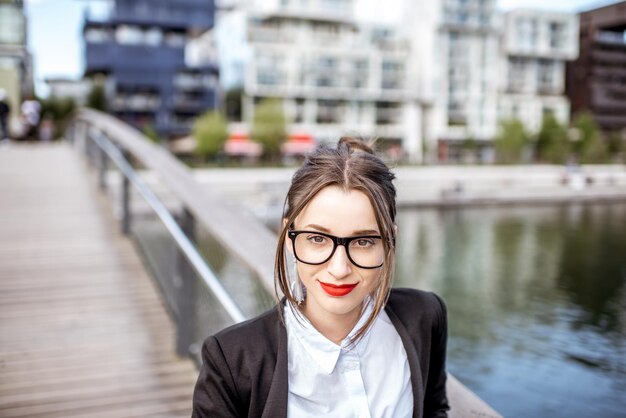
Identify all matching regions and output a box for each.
[112,94,161,112]
[252,0,355,26]
[85,40,186,75]
[375,108,402,125]
[592,49,626,66]
[593,113,626,130]
[595,31,626,47]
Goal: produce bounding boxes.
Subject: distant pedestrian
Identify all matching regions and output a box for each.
[39,118,54,142]
[20,96,41,141]
[0,89,10,140]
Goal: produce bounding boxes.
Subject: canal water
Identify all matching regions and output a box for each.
[134,201,626,417]
[393,203,626,418]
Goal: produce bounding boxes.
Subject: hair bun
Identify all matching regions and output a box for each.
[337,136,375,155]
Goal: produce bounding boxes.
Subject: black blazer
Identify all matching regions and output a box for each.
[192,288,449,418]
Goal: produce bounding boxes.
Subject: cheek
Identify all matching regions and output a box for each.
[296,263,319,284]
[363,270,384,292]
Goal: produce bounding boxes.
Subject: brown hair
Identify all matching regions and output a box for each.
[275,136,397,344]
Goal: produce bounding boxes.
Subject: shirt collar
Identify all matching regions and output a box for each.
[285,299,375,375]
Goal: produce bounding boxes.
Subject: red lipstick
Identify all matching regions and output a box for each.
[318,281,358,297]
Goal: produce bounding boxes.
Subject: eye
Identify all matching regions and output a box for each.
[353,238,375,248]
[306,234,328,245]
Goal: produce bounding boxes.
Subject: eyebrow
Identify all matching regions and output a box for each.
[301,224,381,236]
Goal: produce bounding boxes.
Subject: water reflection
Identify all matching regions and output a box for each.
[396,203,626,418]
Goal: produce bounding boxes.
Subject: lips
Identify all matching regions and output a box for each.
[318,281,358,297]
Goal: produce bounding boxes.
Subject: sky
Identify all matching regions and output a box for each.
[24,0,625,97]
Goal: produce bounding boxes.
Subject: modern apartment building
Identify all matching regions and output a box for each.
[500,9,579,133]
[566,1,626,133]
[432,0,501,160]
[0,0,33,129]
[214,0,579,162]
[83,0,219,139]
[217,0,430,161]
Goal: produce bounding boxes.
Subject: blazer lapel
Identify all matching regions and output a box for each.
[385,303,424,418]
[261,314,289,418]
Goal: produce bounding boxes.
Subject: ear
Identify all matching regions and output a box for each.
[283,218,294,255]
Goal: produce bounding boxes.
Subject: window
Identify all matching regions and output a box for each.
[165,32,186,47]
[144,28,163,46]
[516,18,537,50]
[549,22,564,49]
[376,102,401,125]
[537,59,554,93]
[508,57,526,92]
[382,60,404,90]
[317,100,342,124]
[85,28,110,43]
[116,25,143,45]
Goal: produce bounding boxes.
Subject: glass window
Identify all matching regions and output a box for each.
[549,22,564,49]
[508,57,526,92]
[116,25,143,45]
[165,32,186,47]
[144,28,163,46]
[0,7,25,45]
[537,59,554,92]
[85,28,110,43]
[317,100,343,123]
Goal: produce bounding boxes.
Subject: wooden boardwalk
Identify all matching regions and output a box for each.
[0,143,198,418]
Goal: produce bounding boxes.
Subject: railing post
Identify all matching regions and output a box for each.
[176,207,196,357]
[99,145,108,191]
[74,120,88,155]
[121,151,131,235]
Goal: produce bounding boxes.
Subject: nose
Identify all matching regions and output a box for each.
[327,245,352,279]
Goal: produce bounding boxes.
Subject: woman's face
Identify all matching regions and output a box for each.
[289,185,384,326]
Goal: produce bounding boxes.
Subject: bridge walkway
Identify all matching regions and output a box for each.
[0,143,198,418]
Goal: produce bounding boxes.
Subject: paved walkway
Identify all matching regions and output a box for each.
[0,143,198,418]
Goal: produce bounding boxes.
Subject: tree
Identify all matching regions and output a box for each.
[251,98,287,161]
[40,96,77,139]
[607,131,624,162]
[493,119,528,164]
[193,110,228,161]
[536,113,569,164]
[86,81,107,112]
[141,124,160,144]
[571,112,607,164]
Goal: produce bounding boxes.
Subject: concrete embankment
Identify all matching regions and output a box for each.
[192,165,626,219]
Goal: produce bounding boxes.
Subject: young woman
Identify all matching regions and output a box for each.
[192,137,449,418]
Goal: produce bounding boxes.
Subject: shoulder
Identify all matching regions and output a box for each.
[205,305,283,362]
[387,288,447,328]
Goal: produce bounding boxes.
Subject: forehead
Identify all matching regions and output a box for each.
[295,186,379,234]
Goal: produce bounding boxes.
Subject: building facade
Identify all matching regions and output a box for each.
[500,9,579,133]
[0,0,33,130]
[216,0,430,161]
[83,0,219,139]
[427,0,501,161]
[214,0,580,162]
[45,78,93,106]
[566,1,626,133]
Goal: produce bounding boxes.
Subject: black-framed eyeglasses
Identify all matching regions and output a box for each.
[287,230,384,269]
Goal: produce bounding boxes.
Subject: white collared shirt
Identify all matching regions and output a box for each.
[284,302,413,418]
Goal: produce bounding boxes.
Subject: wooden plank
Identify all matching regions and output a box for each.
[0,144,198,418]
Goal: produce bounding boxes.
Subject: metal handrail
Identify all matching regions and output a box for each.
[88,130,246,324]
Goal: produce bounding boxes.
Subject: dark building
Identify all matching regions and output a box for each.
[566,1,626,132]
[83,0,219,139]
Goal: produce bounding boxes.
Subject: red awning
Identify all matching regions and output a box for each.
[282,133,316,156]
[224,133,262,157]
